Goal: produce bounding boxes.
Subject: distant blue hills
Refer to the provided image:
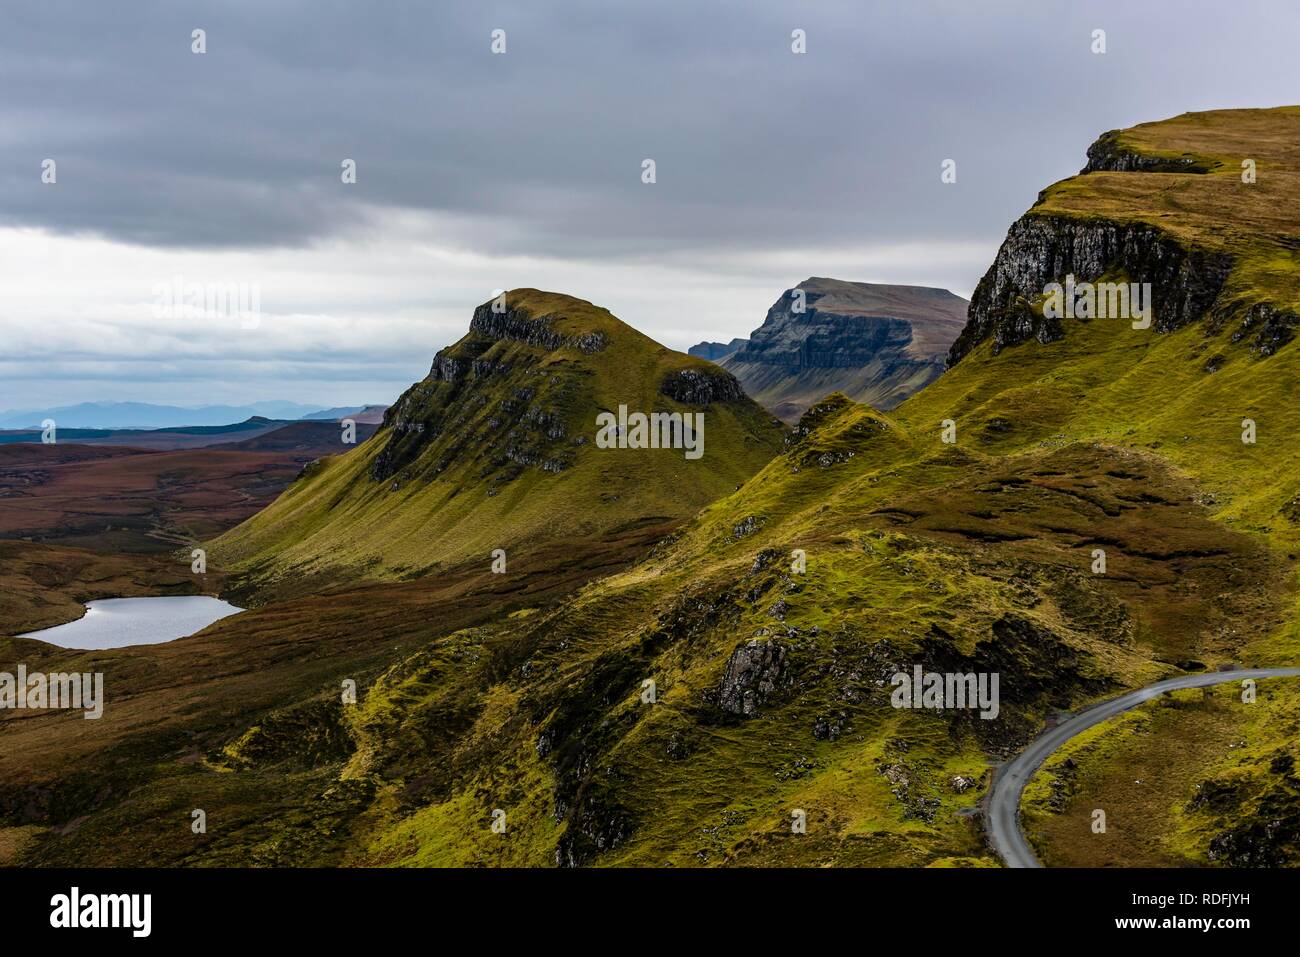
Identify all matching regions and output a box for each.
[0,401,368,430]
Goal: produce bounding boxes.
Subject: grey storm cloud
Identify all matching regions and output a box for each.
[6,0,1300,260]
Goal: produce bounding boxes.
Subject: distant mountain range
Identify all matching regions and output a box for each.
[301,404,389,424]
[690,278,969,422]
[210,418,380,452]
[0,401,381,430]
[0,413,391,451]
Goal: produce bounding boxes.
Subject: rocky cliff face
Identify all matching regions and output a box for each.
[1081,129,1218,174]
[948,215,1233,365]
[948,120,1300,367]
[369,303,615,485]
[465,302,610,355]
[731,293,915,370]
[715,278,969,422]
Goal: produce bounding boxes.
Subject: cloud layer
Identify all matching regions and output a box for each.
[3,1,1298,408]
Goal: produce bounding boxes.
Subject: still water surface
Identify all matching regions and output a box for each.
[18,596,244,650]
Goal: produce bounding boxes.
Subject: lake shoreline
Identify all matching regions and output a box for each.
[18,596,246,650]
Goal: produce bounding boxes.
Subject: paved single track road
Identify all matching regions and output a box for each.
[986,667,1300,867]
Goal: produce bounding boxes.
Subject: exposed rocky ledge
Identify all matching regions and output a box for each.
[713,638,789,716]
[428,354,466,383]
[1082,130,1216,174]
[427,351,507,384]
[468,304,608,354]
[1216,300,1300,357]
[949,214,1233,365]
[659,366,746,405]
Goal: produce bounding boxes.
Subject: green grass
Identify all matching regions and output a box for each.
[211,290,784,597]
[1036,107,1300,322]
[1022,678,1300,866]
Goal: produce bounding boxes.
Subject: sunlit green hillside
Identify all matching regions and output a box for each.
[212,289,784,598]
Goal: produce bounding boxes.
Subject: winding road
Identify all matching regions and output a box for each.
[986,667,1300,868]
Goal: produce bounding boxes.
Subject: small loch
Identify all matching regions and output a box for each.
[18,596,244,650]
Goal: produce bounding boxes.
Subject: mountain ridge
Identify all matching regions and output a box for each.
[212,289,784,598]
[0,400,329,430]
[320,107,1300,867]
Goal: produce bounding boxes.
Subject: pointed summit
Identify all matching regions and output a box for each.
[213,290,783,596]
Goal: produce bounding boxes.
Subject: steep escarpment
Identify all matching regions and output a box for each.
[1081,128,1220,175]
[713,278,968,422]
[952,107,1300,370]
[904,107,1300,866]
[949,215,1233,362]
[211,289,784,596]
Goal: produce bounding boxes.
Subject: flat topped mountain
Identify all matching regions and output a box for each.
[212,289,783,596]
[688,338,748,362]
[709,278,968,422]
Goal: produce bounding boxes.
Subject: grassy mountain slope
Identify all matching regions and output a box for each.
[1021,676,1300,866]
[944,107,1300,545]
[9,108,1300,868]
[211,290,784,597]
[329,106,1300,867]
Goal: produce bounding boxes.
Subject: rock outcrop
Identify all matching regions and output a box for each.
[948,215,1233,365]
[948,115,1300,368]
[1081,129,1219,174]
[715,638,789,716]
[466,302,609,355]
[658,367,746,406]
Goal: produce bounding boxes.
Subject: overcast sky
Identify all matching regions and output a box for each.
[3,0,1298,411]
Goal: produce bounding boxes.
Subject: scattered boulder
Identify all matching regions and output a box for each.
[716,639,788,717]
